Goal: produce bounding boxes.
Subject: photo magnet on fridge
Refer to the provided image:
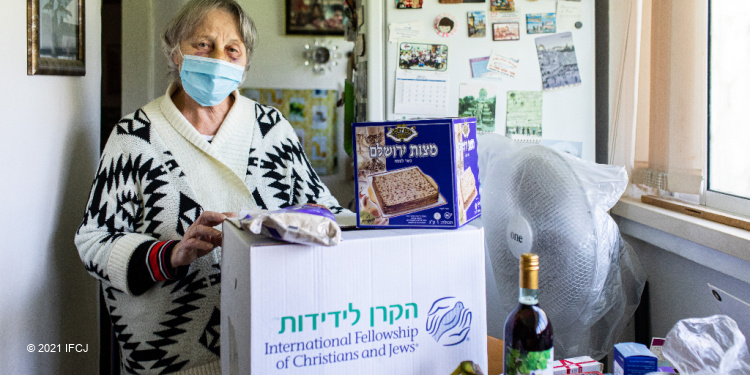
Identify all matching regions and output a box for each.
[459,83,497,132]
[396,0,423,9]
[535,31,582,90]
[492,22,520,41]
[526,13,557,34]
[467,11,487,38]
[435,13,458,37]
[439,0,486,3]
[398,41,449,72]
[490,0,514,12]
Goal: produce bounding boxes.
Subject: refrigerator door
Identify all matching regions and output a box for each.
[358,0,597,161]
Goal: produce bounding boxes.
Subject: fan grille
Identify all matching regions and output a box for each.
[485,146,597,330]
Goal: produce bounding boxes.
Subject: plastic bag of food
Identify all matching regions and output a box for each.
[662,315,750,375]
[238,204,341,246]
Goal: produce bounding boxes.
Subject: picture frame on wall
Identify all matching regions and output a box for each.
[286,0,347,36]
[27,0,85,76]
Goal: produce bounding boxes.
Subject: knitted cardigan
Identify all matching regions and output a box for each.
[75,86,344,374]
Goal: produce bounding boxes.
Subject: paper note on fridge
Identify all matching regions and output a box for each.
[557,1,583,31]
[486,50,519,79]
[469,57,504,80]
[389,22,425,43]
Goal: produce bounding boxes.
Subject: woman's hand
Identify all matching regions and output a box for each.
[171,211,235,268]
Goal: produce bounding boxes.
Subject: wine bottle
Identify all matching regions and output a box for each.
[503,253,554,375]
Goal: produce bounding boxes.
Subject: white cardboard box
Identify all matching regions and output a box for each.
[220,222,488,374]
[553,356,603,374]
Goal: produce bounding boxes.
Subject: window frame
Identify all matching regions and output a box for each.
[705,0,750,219]
[705,191,750,219]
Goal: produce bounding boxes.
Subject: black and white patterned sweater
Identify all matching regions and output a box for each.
[75,87,344,375]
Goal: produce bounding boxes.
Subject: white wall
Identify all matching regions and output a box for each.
[242,0,355,207]
[0,1,101,374]
[122,0,356,208]
[614,213,750,341]
[122,0,157,115]
[241,0,352,91]
[624,234,750,338]
[122,0,185,115]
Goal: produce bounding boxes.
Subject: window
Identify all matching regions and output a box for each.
[707,1,750,218]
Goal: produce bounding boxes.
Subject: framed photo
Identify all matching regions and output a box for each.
[492,22,520,41]
[286,0,347,36]
[27,0,85,76]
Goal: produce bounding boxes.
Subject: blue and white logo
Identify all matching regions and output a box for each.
[426,296,472,346]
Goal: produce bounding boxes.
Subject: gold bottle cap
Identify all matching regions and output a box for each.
[519,253,539,289]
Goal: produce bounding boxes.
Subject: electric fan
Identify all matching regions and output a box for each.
[477,133,646,360]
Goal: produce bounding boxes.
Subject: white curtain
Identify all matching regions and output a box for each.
[609,0,707,197]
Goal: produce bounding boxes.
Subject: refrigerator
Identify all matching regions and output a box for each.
[350,0,597,162]
[347,0,598,340]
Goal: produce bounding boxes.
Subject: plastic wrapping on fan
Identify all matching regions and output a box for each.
[662,315,750,375]
[477,133,646,360]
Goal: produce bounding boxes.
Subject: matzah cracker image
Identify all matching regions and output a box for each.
[356,126,386,176]
[460,167,477,208]
[455,124,464,175]
[371,167,439,215]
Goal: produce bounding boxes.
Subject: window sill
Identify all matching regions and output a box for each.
[611,196,750,284]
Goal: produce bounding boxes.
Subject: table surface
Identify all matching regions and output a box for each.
[487,335,503,375]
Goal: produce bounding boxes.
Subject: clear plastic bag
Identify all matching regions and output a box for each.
[238,204,341,246]
[663,315,750,375]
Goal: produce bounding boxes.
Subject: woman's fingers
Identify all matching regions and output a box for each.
[171,211,230,268]
[186,211,226,245]
[195,211,227,227]
[188,224,222,242]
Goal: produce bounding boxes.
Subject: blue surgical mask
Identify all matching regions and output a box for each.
[179,54,245,107]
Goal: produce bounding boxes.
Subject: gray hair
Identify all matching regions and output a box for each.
[161,0,257,84]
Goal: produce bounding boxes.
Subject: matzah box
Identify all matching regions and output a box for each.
[352,118,481,228]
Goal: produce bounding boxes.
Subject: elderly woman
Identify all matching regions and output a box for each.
[75,0,344,373]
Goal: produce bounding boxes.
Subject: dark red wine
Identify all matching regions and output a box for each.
[503,253,554,375]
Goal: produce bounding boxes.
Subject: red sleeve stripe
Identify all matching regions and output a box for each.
[146,241,175,282]
[159,241,173,280]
